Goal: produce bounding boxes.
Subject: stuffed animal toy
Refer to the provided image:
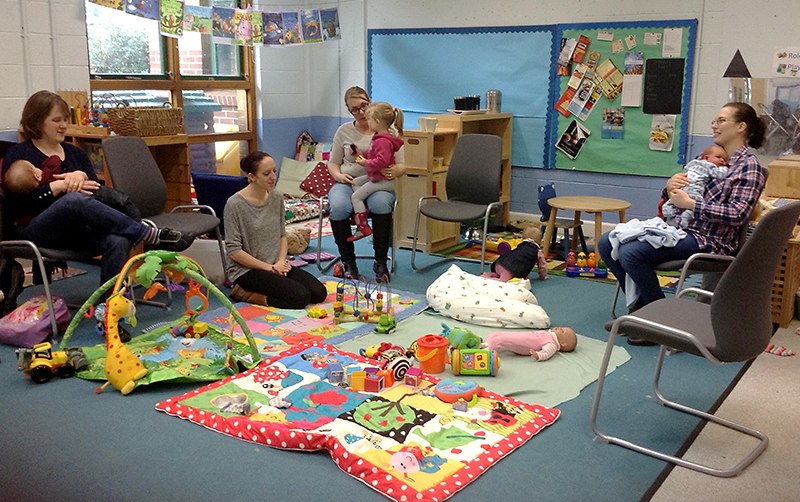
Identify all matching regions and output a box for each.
[286,226,312,255]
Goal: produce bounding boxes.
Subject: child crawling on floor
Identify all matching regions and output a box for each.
[482,226,548,282]
[3,156,141,224]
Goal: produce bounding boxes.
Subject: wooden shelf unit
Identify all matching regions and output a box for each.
[66,126,192,212]
[394,112,513,253]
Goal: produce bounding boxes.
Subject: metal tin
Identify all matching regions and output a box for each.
[486,90,501,112]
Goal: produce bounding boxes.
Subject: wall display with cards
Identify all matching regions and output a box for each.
[552,19,696,176]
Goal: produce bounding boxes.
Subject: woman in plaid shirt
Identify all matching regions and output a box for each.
[598,102,766,323]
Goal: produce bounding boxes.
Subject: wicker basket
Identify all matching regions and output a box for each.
[107,104,184,137]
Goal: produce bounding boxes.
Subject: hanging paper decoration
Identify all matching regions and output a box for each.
[212,6,235,45]
[282,11,302,46]
[184,5,212,34]
[251,9,264,45]
[301,9,323,44]
[88,2,342,48]
[89,0,123,10]
[320,8,340,41]
[234,8,253,46]
[159,0,184,38]
[263,12,284,46]
[125,0,158,20]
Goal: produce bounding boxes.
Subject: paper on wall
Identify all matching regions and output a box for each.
[597,30,613,41]
[662,28,683,58]
[621,74,643,107]
[644,32,662,45]
[649,115,676,151]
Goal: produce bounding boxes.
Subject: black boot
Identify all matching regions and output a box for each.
[371,212,392,280]
[329,218,359,278]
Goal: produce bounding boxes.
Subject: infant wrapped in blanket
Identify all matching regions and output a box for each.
[426,264,551,328]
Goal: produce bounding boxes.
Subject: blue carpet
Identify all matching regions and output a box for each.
[0,237,747,502]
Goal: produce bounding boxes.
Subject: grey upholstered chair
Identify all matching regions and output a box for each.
[591,200,800,477]
[101,136,227,285]
[410,134,504,274]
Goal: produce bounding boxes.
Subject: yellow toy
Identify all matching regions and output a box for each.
[576,251,588,267]
[95,288,147,395]
[307,307,328,319]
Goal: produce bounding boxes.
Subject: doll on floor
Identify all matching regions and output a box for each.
[481,327,577,361]
[482,226,548,282]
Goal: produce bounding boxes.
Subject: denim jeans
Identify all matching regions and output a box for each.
[327,182,395,221]
[19,193,149,284]
[597,231,704,305]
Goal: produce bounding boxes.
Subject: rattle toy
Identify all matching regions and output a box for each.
[450,348,500,376]
[433,378,481,404]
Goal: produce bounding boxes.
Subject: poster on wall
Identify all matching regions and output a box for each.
[184,5,212,33]
[556,120,591,159]
[649,115,676,151]
[601,108,625,139]
[774,47,800,77]
[125,0,158,20]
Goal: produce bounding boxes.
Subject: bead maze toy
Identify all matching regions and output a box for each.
[331,276,395,325]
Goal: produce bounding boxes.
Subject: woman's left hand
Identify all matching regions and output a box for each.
[272,259,291,276]
[54,172,94,194]
[669,188,696,210]
[381,163,406,180]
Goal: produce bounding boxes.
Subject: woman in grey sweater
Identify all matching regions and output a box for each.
[224,152,327,308]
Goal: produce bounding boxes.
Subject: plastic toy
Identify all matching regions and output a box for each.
[433,378,481,404]
[307,306,328,319]
[439,323,482,350]
[565,265,608,278]
[364,373,385,393]
[450,348,501,376]
[586,252,598,268]
[170,279,210,338]
[95,287,148,395]
[413,334,449,374]
[404,367,423,387]
[375,314,397,334]
[332,276,393,325]
[333,263,344,277]
[565,251,577,266]
[18,342,88,384]
[360,342,414,381]
[327,363,345,384]
[576,251,588,267]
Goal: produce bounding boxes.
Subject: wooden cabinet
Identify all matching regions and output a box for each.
[65,126,192,212]
[394,112,513,253]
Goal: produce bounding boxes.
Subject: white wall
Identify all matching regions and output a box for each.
[0,0,89,131]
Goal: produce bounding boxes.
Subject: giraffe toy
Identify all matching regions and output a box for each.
[95,288,148,395]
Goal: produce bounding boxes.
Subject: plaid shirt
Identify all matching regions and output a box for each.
[661,145,765,255]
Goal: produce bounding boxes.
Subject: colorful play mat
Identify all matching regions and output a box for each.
[157,342,559,501]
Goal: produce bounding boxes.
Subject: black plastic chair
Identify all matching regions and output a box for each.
[591,200,800,477]
[410,134,504,274]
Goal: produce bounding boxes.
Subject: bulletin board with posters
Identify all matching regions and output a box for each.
[551,19,697,176]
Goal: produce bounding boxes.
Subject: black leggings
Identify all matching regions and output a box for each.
[233,266,328,309]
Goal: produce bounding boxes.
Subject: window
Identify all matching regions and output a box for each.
[85,0,256,175]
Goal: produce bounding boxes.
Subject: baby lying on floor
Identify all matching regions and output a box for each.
[482,328,577,361]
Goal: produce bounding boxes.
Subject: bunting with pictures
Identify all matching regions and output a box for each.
[86,0,340,47]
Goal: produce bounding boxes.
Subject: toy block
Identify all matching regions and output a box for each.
[327,363,344,384]
[363,374,385,393]
[404,367,423,387]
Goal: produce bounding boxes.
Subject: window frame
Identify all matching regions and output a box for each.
[87,2,257,157]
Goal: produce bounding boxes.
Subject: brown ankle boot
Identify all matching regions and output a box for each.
[230,284,268,306]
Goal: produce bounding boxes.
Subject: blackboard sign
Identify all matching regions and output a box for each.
[643,58,685,115]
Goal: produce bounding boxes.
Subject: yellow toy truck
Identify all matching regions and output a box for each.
[17,342,88,384]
